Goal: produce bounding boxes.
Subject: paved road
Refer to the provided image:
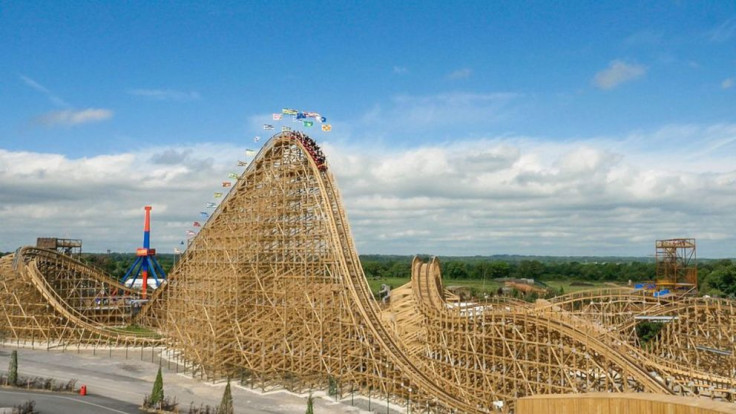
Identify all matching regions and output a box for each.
[0,388,140,414]
[0,345,404,414]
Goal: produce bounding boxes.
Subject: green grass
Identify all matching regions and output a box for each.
[114,324,160,337]
[366,277,411,296]
[366,277,503,297]
[366,276,616,299]
[543,280,619,294]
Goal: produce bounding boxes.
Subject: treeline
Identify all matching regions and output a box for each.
[361,256,657,282]
[361,255,736,298]
[4,250,734,298]
[82,253,176,281]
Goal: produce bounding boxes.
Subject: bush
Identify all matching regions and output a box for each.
[305,392,314,414]
[188,402,217,413]
[151,366,164,405]
[8,350,18,386]
[13,399,35,414]
[217,378,233,414]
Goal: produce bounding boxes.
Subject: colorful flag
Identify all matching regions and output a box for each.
[282,108,298,115]
[320,116,327,123]
[296,112,306,120]
[272,113,282,120]
[281,126,292,132]
[222,181,232,187]
[263,124,274,130]
[174,248,182,254]
[245,149,256,156]
[237,160,247,166]
[304,112,319,118]
[180,240,185,245]
[321,124,332,132]
[206,202,216,208]
[303,121,314,127]
[254,136,261,142]
[200,211,209,218]
[228,172,239,179]
[193,221,201,227]
[186,230,195,236]
[214,192,223,198]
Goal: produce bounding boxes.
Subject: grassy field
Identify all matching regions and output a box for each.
[543,280,622,294]
[366,276,614,299]
[115,324,161,338]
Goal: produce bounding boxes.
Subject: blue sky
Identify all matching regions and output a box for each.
[1,1,735,257]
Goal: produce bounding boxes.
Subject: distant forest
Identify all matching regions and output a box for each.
[2,251,734,298]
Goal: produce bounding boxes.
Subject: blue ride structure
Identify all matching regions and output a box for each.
[121,205,166,298]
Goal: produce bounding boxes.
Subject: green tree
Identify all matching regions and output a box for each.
[217,377,234,414]
[150,366,164,406]
[517,260,544,279]
[8,350,18,386]
[701,267,736,297]
[305,392,314,414]
[488,261,511,279]
[636,322,664,346]
[444,261,469,279]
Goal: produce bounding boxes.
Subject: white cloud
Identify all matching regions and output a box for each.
[393,66,408,74]
[593,60,647,90]
[128,89,201,101]
[0,143,243,253]
[722,78,734,89]
[447,68,472,80]
[2,124,736,257]
[36,108,114,126]
[322,123,736,256]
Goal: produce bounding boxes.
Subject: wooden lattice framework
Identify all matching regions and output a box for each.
[0,247,161,347]
[1,132,735,413]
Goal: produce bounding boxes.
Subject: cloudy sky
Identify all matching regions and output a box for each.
[1,2,735,257]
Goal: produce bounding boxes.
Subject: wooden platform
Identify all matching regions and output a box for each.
[517,393,736,414]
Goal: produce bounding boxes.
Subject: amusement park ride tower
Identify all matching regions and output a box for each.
[121,206,167,298]
[655,238,697,295]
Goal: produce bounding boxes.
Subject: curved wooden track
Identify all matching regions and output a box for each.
[0,247,161,346]
[1,131,735,412]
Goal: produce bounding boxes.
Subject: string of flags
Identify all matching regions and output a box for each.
[262,108,332,135]
[181,107,332,252]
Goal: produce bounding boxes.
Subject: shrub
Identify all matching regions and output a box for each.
[305,392,314,414]
[217,378,233,414]
[8,350,18,386]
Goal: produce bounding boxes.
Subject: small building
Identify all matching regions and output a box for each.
[36,237,82,257]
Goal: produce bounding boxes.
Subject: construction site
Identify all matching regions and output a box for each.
[1,132,735,413]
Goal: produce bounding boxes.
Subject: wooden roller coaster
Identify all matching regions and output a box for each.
[1,131,735,412]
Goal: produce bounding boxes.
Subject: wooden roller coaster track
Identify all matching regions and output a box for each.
[1,131,735,412]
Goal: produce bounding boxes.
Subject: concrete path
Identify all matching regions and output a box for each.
[0,345,406,413]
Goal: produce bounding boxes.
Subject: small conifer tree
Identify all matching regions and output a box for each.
[305,392,314,414]
[8,350,18,386]
[217,377,234,414]
[150,366,164,406]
